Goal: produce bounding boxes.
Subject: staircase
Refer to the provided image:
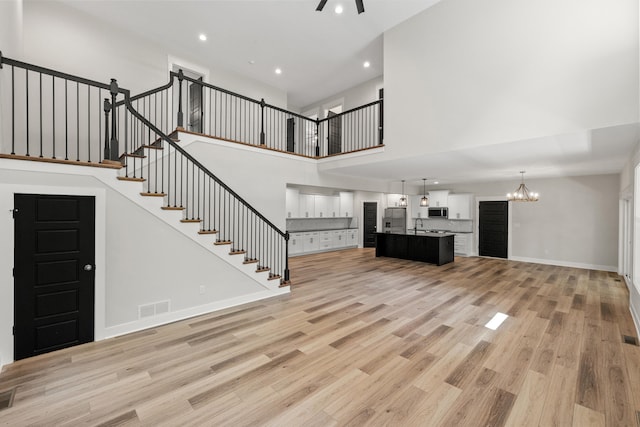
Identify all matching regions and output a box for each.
[0,54,291,292]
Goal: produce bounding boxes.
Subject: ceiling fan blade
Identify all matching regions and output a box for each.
[316,0,328,11]
[355,0,365,14]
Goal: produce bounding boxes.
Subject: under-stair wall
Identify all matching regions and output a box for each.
[0,160,287,368]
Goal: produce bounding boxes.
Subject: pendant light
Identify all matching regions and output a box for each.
[399,180,408,207]
[420,178,429,206]
[507,171,539,202]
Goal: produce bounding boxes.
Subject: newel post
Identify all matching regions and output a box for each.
[284,232,290,283]
[177,69,184,129]
[259,98,266,146]
[109,79,119,160]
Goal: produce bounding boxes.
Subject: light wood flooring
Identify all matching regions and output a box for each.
[1,249,639,426]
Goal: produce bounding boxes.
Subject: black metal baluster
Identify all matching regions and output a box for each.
[25,69,30,156]
[10,66,15,154]
[76,82,80,161]
[64,79,68,160]
[39,72,43,157]
[87,86,91,162]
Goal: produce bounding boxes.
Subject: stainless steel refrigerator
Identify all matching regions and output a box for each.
[383,207,407,234]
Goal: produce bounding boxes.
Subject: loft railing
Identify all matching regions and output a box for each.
[0,53,290,283]
[115,70,383,158]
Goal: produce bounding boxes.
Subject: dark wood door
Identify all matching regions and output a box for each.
[327,111,342,155]
[286,118,295,152]
[189,77,203,133]
[14,194,95,360]
[479,201,508,258]
[363,202,377,248]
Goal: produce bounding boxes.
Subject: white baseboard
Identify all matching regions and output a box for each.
[509,256,617,272]
[629,281,640,338]
[99,287,289,340]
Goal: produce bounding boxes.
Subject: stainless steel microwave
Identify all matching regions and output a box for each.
[428,207,448,218]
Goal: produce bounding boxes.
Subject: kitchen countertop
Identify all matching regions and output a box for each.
[378,232,455,238]
[288,228,358,233]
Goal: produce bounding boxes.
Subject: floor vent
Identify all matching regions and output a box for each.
[623,335,638,346]
[0,388,15,411]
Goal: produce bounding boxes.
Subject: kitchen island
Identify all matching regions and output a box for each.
[374,232,454,266]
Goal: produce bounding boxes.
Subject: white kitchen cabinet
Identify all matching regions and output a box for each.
[285,188,300,218]
[386,193,406,208]
[314,195,330,218]
[289,232,305,255]
[339,192,354,217]
[428,190,449,208]
[332,230,346,247]
[410,195,429,219]
[453,233,473,256]
[299,194,315,218]
[304,232,320,252]
[328,196,340,218]
[319,230,333,250]
[346,229,358,247]
[448,194,473,220]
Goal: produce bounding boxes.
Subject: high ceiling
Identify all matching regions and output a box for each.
[61,0,441,109]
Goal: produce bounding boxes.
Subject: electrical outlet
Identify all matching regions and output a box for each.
[199,285,205,294]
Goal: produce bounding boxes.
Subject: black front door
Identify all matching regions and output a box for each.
[327,111,342,155]
[363,202,377,248]
[14,194,96,360]
[479,201,508,258]
[189,77,203,133]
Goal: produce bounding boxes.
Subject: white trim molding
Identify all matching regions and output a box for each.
[510,255,617,273]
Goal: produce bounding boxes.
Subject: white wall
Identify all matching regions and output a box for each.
[299,76,383,117]
[0,163,275,368]
[383,0,638,159]
[19,1,287,107]
[437,174,620,270]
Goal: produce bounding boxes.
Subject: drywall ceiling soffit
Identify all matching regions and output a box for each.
[318,123,640,184]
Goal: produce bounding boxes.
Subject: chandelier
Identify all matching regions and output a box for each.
[420,178,429,206]
[399,180,407,207]
[507,171,539,202]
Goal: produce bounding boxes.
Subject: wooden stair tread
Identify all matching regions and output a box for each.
[180,219,202,223]
[229,250,246,255]
[140,192,166,197]
[279,280,291,288]
[0,154,123,169]
[117,176,145,182]
[198,230,217,235]
[214,241,232,246]
[120,153,146,159]
[243,259,258,264]
[268,274,282,281]
[161,206,185,210]
[256,267,270,273]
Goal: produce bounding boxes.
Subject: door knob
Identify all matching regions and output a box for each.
[84,264,93,271]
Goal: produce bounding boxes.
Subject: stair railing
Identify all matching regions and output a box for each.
[117,92,290,283]
[0,53,290,283]
[0,52,126,164]
[117,69,383,158]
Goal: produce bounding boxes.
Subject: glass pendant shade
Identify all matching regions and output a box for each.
[399,180,407,206]
[507,171,539,202]
[420,178,429,206]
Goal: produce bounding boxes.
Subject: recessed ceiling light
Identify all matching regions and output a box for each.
[434,181,439,184]
[363,61,370,68]
[248,60,255,65]
[335,4,343,14]
[275,68,282,75]
[199,34,207,42]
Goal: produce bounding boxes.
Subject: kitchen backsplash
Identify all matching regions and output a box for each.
[416,218,473,233]
[287,217,357,232]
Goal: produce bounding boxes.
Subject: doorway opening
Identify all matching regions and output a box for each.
[478,201,509,258]
[363,202,377,248]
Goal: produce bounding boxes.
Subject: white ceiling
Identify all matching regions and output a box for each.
[59,0,639,186]
[61,0,440,108]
